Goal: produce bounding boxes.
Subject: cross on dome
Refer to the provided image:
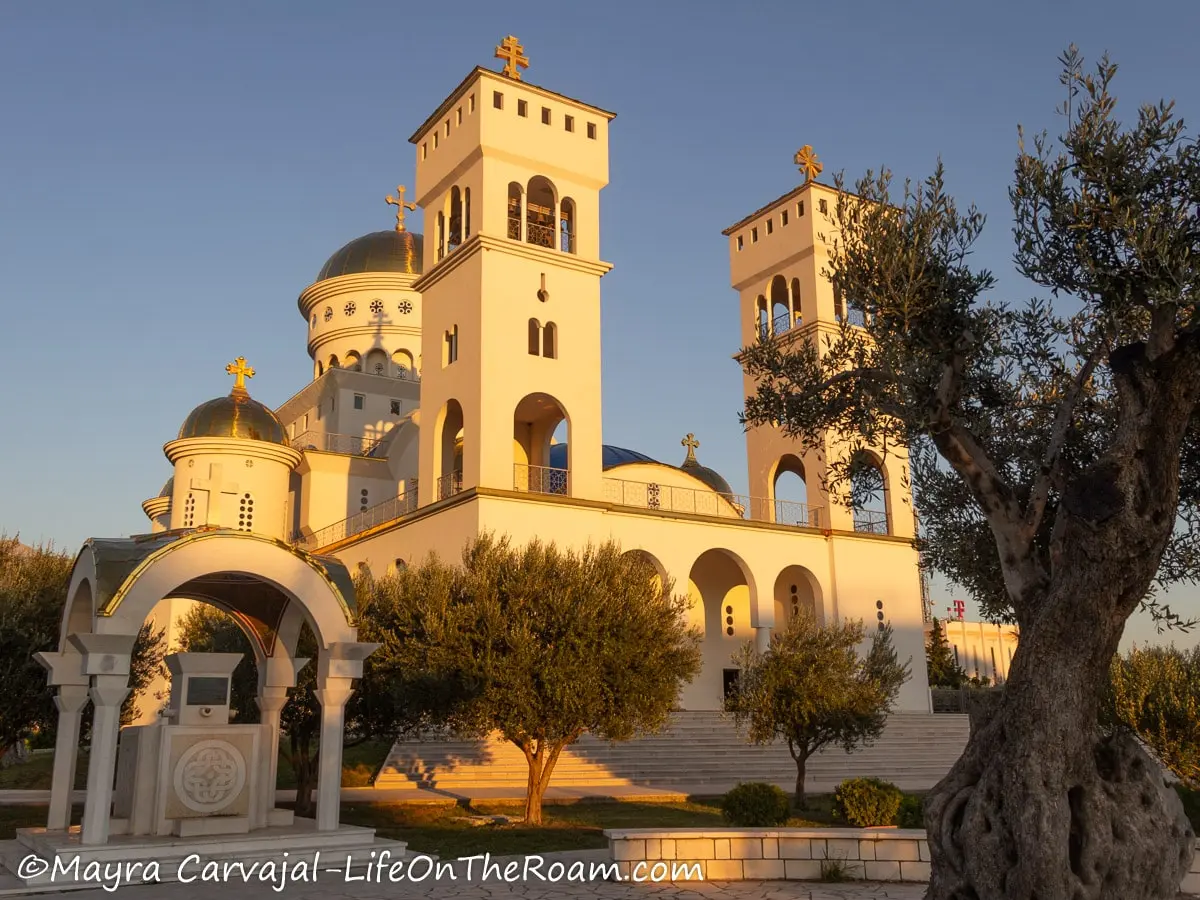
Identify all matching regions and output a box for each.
[225,356,255,393]
[682,433,700,462]
[495,35,529,81]
[385,185,417,232]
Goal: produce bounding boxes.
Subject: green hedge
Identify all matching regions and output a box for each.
[832,777,903,827]
[720,782,792,827]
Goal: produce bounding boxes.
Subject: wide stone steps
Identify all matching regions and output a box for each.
[376,712,969,793]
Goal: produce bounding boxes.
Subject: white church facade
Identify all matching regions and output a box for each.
[129,38,932,716]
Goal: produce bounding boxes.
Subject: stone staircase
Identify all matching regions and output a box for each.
[376,711,969,793]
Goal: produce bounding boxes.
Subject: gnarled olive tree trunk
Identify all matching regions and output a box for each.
[925,398,1197,900]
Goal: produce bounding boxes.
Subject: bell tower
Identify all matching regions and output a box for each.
[725,149,914,538]
[410,36,614,506]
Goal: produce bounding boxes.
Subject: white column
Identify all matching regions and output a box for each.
[312,680,354,832]
[80,676,129,846]
[47,684,89,831]
[755,627,772,653]
[255,688,288,828]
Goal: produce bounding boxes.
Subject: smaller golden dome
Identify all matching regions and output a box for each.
[178,358,287,445]
[178,389,286,445]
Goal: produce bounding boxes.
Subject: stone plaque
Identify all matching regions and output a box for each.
[186,677,229,707]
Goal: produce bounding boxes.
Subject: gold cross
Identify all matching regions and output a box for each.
[225,356,255,392]
[794,145,823,184]
[682,433,700,461]
[495,34,529,81]
[385,185,417,232]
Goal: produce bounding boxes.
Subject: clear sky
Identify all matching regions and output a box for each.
[1,0,1197,646]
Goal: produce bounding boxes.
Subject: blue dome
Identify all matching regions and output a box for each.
[548,444,658,470]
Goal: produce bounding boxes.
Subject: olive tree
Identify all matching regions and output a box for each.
[371,535,702,825]
[725,613,909,808]
[740,53,1199,899]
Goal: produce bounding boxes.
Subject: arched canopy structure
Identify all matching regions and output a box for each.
[40,530,375,847]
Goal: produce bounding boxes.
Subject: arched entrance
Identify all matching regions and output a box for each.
[684,548,756,710]
[435,399,464,500]
[513,392,568,495]
[38,532,375,846]
[772,453,813,526]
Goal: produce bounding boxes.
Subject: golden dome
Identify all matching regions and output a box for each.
[178,388,287,445]
[317,230,423,282]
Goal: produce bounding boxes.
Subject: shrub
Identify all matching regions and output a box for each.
[832,777,903,827]
[896,793,924,829]
[720,782,792,827]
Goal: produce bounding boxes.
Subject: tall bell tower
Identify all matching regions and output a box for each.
[724,148,914,538]
[410,36,614,506]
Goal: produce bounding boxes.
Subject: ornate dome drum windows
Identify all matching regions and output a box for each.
[323,307,333,322]
[398,300,413,315]
[344,301,357,316]
[370,299,384,314]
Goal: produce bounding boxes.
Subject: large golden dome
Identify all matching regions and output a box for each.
[316,230,423,282]
[178,388,287,445]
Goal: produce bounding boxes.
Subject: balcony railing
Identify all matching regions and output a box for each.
[514,464,567,496]
[526,221,555,249]
[758,312,801,340]
[437,471,463,501]
[507,216,521,240]
[601,476,822,529]
[853,509,889,535]
[291,431,385,457]
[294,489,418,551]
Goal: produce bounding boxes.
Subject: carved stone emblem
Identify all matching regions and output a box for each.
[172,739,246,814]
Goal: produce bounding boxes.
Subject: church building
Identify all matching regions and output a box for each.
[135,36,932,715]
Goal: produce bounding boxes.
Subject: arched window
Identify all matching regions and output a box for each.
[507,182,523,240]
[790,277,803,328]
[464,187,471,240]
[437,211,446,260]
[850,453,889,534]
[344,350,362,372]
[443,325,459,366]
[559,197,575,253]
[528,318,541,355]
[448,186,463,253]
[755,295,769,339]
[543,322,557,359]
[770,275,789,335]
[392,349,414,379]
[526,176,556,249]
[327,353,340,370]
[364,348,388,376]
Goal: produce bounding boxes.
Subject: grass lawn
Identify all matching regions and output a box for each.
[0,753,88,790]
[0,794,842,856]
[336,796,841,858]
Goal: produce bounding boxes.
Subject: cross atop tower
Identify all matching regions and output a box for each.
[682,433,700,462]
[494,35,529,81]
[794,145,823,184]
[385,185,417,232]
[225,356,255,393]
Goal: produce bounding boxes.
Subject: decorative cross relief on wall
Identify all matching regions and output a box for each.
[189,464,240,528]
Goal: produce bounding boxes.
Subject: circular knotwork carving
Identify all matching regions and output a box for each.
[172,739,246,814]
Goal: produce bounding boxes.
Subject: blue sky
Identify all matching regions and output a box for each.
[1,0,1197,645]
